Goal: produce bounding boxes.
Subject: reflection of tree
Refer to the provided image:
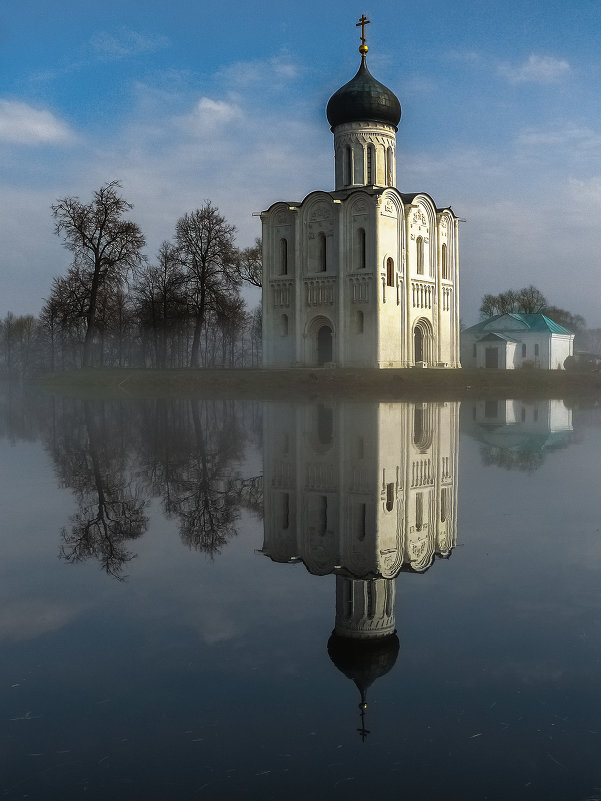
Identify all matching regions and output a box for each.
[13,390,259,574]
[53,402,148,579]
[134,398,251,557]
[479,432,574,473]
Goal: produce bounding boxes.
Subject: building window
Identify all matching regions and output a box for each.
[345,145,352,186]
[386,482,394,512]
[534,343,539,356]
[386,257,394,287]
[441,487,448,523]
[522,344,526,358]
[415,492,424,531]
[356,502,367,541]
[281,314,288,336]
[318,232,327,272]
[386,146,393,185]
[484,400,498,419]
[279,238,288,275]
[280,493,289,530]
[356,310,364,334]
[521,407,526,422]
[357,227,366,270]
[441,243,448,279]
[416,236,424,275]
[366,144,375,184]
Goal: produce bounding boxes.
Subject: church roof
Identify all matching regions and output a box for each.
[464,313,574,337]
[326,55,401,130]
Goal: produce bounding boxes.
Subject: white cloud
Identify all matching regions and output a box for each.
[216,54,300,90]
[0,99,73,145]
[498,54,570,84]
[90,28,170,60]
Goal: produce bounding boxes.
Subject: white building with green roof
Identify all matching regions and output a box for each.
[461,313,574,370]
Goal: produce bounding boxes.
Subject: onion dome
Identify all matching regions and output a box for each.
[327,631,400,698]
[326,55,402,130]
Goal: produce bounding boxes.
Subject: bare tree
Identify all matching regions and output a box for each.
[479,286,547,318]
[237,237,262,287]
[175,202,241,368]
[132,241,188,367]
[51,180,145,367]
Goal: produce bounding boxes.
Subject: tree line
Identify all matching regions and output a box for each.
[0,180,263,375]
[479,285,601,355]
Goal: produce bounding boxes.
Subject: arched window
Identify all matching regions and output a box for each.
[281,314,288,336]
[356,310,364,334]
[441,243,448,279]
[318,232,327,272]
[366,144,375,184]
[386,146,393,185]
[357,227,366,269]
[416,236,424,275]
[345,145,352,186]
[522,343,526,358]
[386,257,394,287]
[279,238,288,275]
[386,482,394,512]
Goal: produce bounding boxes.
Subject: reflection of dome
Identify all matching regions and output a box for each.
[326,56,402,130]
[327,630,399,698]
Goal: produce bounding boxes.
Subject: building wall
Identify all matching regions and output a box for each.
[262,189,460,368]
[462,330,574,370]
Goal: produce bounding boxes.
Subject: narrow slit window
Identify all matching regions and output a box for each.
[357,227,366,270]
[318,233,327,272]
[416,237,424,275]
[386,482,394,512]
[279,237,288,275]
[366,145,375,184]
[441,243,448,279]
[386,257,394,287]
[345,146,352,186]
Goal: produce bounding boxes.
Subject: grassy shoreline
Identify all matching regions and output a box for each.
[38,366,601,402]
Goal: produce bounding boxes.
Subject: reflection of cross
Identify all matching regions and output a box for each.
[356,14,370,48]
[357,701,371,742]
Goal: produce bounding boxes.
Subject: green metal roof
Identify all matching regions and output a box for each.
[464,313,574,337]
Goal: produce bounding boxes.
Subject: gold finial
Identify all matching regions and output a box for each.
[356,14,370,55]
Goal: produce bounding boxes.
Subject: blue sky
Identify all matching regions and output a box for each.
[1,0,601,326]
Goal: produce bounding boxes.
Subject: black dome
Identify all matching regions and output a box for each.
[327,631,400,695]
[326,56,401,130]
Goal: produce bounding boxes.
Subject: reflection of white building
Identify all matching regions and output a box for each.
[262,401,460,578]
[260,19,461,368]
[261,400,460,737]
[462,399,573,470]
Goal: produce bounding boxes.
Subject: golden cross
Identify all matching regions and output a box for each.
[356,14,370,48]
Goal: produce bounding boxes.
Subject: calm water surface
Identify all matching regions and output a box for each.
[1,385,600,800]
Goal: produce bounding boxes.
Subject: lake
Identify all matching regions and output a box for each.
[1,384,600,800]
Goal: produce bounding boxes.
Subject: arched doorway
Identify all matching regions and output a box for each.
[317,325,333,365]
[305,315,335,366]
[413,319,433,366]
[414,327,424,363]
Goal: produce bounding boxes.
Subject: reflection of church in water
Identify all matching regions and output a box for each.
[260,400,460,738]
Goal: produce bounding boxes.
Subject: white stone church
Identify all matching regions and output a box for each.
[261,19,461,368]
